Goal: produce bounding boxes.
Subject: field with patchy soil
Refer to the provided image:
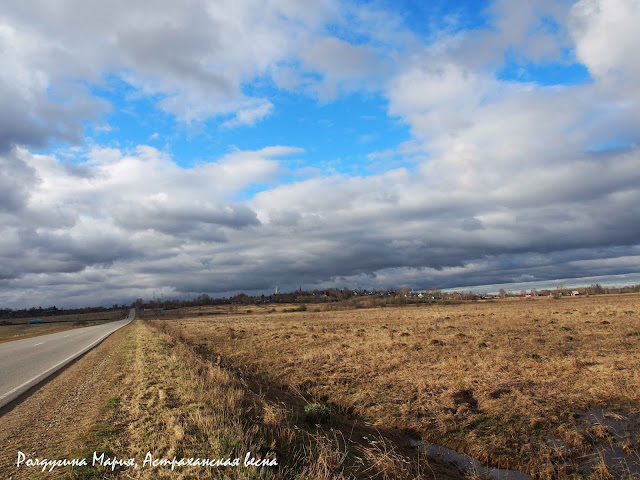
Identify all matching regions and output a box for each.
[144,294,640,479]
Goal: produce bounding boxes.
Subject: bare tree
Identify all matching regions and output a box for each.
[424,288,442,299]
[553,284,564,299]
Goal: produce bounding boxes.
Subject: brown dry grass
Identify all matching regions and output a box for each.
[134,320,462,479]
[3,315,463,479]
[50,319,356,480]
[144,294,640,479]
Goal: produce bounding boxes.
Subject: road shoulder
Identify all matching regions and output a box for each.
[0,322,133,479]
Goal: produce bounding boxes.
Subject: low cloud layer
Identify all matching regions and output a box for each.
[1,0,639,307]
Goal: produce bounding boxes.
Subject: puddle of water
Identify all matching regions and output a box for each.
[573,409,640,478]
[410,409,640,480]
[410,439,533,480]
[543,435,573,455]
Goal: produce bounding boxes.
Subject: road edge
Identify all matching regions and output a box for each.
[0,309,135,410]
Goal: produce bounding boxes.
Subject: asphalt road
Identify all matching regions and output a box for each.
[0,308,135,409]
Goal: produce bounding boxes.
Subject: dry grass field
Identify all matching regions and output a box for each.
[143,294,640,479]
[7,319,446,480]
[132,320,465,480]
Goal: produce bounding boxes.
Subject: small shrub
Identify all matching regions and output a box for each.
[303,403,331,424]
[523,353,542,360]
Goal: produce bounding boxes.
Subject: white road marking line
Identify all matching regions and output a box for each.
[34,342,44,346]
[0,315,133,402]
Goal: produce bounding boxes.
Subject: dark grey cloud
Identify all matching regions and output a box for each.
[1,0,640,308]
[62,161,98,179]
[113,204,260,236]
[2,139,639,308]
[0,153,37,212]
[0,70,107,153]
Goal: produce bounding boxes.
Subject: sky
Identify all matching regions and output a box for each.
[1,0,640,308]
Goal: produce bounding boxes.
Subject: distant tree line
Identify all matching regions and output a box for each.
[135,288,363,311]
[4,283,640,317]
[496,283,640,298]
[142,283,637,309]
[135,287,473,311]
